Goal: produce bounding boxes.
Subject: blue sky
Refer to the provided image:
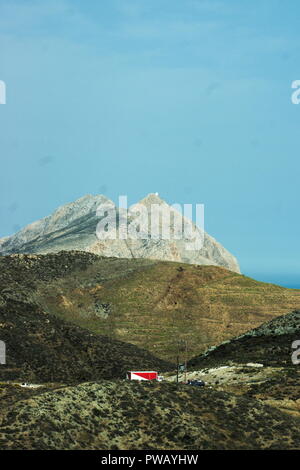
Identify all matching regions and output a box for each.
[0,0,300,287]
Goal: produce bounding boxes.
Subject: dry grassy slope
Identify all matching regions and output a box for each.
[0,299,172,383]
[0,253,173,383]
[167,366,300,420]
[242,367,300,418]
[28,253,300,362]
[188,310,300,369]
[0,380,299,450]
[186,310,300,420]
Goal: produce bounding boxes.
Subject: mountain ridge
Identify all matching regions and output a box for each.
[0,193,240,273]
[1,251,299,362]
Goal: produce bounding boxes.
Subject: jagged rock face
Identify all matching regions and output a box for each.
[0,193,240,273]
[0,195,109,255]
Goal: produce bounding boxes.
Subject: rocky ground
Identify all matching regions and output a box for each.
[167,365,300,418]
[0,380,300,450]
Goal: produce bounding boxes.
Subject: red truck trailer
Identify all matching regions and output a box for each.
[126,371,158,381]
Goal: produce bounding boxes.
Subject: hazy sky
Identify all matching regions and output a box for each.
[0,0,300,287]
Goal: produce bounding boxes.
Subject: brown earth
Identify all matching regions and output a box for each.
[1,251,300,362]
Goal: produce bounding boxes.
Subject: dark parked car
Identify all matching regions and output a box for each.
[187,379,205,387]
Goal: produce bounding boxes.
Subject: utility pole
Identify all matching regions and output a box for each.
[184,339,188,383]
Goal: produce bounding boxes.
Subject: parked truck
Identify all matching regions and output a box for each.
[126,371,164,381]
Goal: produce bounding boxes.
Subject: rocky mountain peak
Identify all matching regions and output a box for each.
[137,193,167,207]
[0,193,240,273]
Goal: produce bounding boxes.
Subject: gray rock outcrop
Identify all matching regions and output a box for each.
[0,193,240,273]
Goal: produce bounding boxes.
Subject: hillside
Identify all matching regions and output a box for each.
[183,310,300,421]
[188,309,300,369]
[1,251,300,362]
[0,298,172,383]
[0,380,299,450]
[1,253,300,450]
[0,254,172,383]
